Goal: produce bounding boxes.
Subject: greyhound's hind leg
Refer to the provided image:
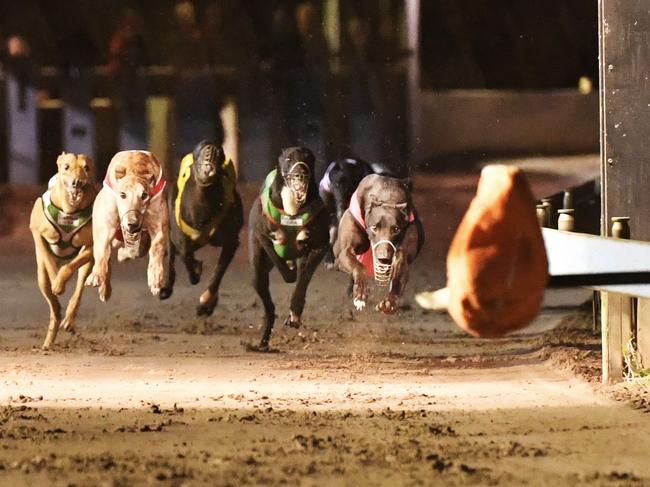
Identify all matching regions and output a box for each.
[197,240,240,316]
[249,244,276,352]
[182,249,202,285]
[61,261,92,332]
[286,248,325,328]
[38,257,62,350]
[159,242,177,300]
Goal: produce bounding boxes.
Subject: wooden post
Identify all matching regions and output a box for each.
[598,0,650,381]
[601,217,632,383]
[637,299,650,369]
[601,292,624,383]
[147,96,172,173]
[220,97,239,177]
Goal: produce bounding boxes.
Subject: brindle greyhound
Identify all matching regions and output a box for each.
[334,174,424,313]
[319,158,374,268]
[29,153,98,349]
[159,140,243,316]
[248,147,329,351]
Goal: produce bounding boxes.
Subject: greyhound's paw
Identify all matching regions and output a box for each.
[353,297,366,311]
[51,275,67,296]
[376,297,398,314]
[148,265,165,296]
[159,287,173,300]
[99,282,112,302]
[61,316,76,333]
[284,311,302,329]
[324,257,336,270]
[197,289,217,316]
[269,229,287,246]
[188,260,203,285]
[245,342,279,353]
[85,271,105,288]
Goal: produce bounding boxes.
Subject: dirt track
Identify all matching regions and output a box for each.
[2,156,650,486]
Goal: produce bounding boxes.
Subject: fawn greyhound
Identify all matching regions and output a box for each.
[85,150,169,299]
[29,152,98,349]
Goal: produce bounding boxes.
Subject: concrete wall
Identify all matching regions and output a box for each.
[412,89,599,161]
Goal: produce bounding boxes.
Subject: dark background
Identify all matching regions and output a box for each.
[0,0,598,90]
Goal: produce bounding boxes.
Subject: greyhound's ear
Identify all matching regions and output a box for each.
[114,164,127,180]
[395,202,410,219]
[148,173,157,186]
[368,194,382,208]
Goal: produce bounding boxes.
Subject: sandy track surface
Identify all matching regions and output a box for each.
[4,157,649,486]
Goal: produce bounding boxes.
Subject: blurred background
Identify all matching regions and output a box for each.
[0,0,598,183]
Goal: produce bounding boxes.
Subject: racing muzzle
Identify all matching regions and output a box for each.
[120,209,145,247]
[371,240,396,286]
[283,162,310,205]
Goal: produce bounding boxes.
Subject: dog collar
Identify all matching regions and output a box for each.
[174,152,237,242]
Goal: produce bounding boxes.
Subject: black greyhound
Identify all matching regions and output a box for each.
[159,140,244,316]
[319,158,375,268]
[248,147,329,351]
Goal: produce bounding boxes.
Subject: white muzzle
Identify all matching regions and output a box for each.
[371,240,396,286]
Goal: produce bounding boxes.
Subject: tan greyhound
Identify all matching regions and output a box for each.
[29,153,98,349]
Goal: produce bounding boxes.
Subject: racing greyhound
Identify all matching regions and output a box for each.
[85,150,169,299]
[334,174,424,313]
[159,140,244,316]
[29,152,98,349]
[319,158,374,268]
[248,147,329,351]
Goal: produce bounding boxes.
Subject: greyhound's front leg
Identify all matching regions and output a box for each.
[52,245,93,295]
[147,216,168,297]
[286,247,325,328]
[377,250,407,314]
[182,247,203,285]
[159,240,177,300]
[34,245,62,350]
[339,247,368,310]
[251,239,276,352]
[61,260,92,332]
[86,211,116,302]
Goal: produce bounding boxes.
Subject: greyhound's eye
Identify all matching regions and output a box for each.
[370,225,378,233]
[391,226,400,234]
[141,192,149,200]
[119,192,127,199]
[64,164,69,170]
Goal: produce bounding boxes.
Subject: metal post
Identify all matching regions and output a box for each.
[220,97,239,177]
